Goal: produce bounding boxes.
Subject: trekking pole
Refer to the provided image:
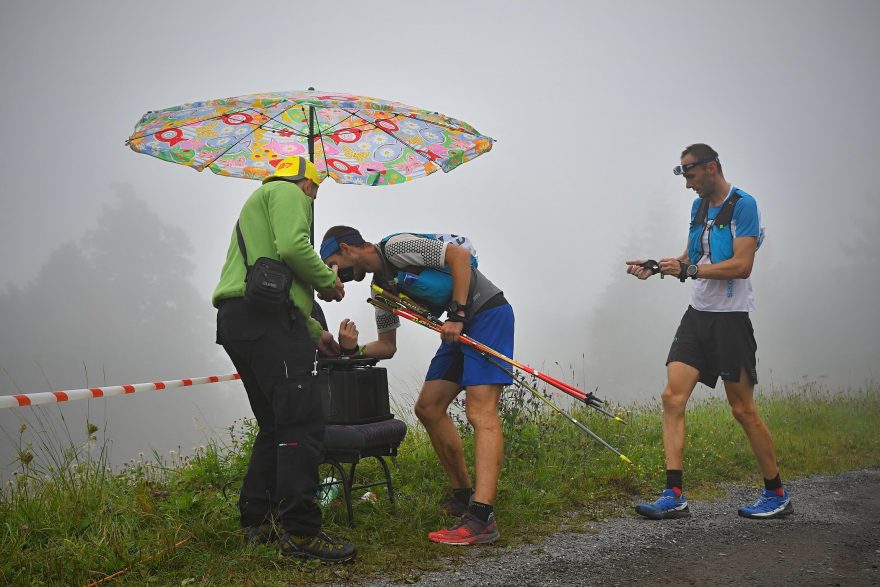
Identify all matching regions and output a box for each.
[367,286,623,423]
[365,294,629,458]
[382,284,626,424]
[479,352,631,463]
[369,287,596,405]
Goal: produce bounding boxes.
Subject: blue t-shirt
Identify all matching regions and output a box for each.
[690,186,764,312]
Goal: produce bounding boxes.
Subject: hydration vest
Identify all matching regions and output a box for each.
[687,191,743,264]
[378,233,478,315]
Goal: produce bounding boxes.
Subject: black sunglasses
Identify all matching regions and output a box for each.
[673,157,718,176]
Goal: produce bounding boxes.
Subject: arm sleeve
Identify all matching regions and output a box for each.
[370,289,401,333]
[383,234,449,270]
[306,316,325,342]
[269,186,337,290]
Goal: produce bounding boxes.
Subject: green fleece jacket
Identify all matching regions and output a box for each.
[212,180,336,341]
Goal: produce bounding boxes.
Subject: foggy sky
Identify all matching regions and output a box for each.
[1,0,878,473]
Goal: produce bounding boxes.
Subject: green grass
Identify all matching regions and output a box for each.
[2,384,878,586]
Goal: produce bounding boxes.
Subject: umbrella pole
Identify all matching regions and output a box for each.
[307,92,316,163]
[308,97,316,244]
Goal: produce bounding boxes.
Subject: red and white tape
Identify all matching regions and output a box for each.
[0,373,241,409]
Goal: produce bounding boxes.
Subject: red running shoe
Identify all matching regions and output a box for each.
[428,513,500,545]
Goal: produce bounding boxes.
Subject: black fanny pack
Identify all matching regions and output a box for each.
[236,221,293,306]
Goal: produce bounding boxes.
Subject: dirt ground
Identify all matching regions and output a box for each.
[359,468,880,587]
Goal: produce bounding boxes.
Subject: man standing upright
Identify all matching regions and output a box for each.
[626,143,792,520]
[213,156,356,562]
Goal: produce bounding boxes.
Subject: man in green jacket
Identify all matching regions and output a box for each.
[213,156,354,562]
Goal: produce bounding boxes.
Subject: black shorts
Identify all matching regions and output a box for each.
[666,306,758,388]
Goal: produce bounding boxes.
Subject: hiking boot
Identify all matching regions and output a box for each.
[428,513,500,545]
[279,530,356,563]
[635,489,692,520]
[243,523,278,545]
[738,489,793,519]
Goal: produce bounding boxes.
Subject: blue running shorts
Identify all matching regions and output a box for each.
[425,303,515,388]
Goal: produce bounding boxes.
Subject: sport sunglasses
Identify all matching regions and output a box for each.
[673,157,718,175]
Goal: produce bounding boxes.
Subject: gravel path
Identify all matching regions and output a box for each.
[358,468,880,586]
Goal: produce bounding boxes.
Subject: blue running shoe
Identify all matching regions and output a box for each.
[738,488,793,519]
[635,489,691,520]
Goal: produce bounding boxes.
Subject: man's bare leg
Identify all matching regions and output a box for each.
[723,368,779,480]
[464,384,503,505]
[414,379,471,488]
[662,361,701,470]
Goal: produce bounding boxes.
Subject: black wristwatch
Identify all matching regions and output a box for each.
[678,261,699,282]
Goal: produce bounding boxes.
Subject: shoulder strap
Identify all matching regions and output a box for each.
[379,232,404,247]
[714,191,742,228]
[235,221,251,272]
[691,198,710,227]
[691,191,743,228]
[375,239,400,282]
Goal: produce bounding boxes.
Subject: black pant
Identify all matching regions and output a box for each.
[216,298,324,535]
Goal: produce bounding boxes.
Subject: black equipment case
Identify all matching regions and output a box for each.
[317,358,392,425]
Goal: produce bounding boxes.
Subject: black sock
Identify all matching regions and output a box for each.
[453,487,474,506]
[764,473,783,495]
[467,500,493,522]
[666,469,683,496]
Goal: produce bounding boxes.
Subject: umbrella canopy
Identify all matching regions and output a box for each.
[126,89,493,186]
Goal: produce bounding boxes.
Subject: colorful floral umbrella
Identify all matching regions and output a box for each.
[126,89,493,186]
